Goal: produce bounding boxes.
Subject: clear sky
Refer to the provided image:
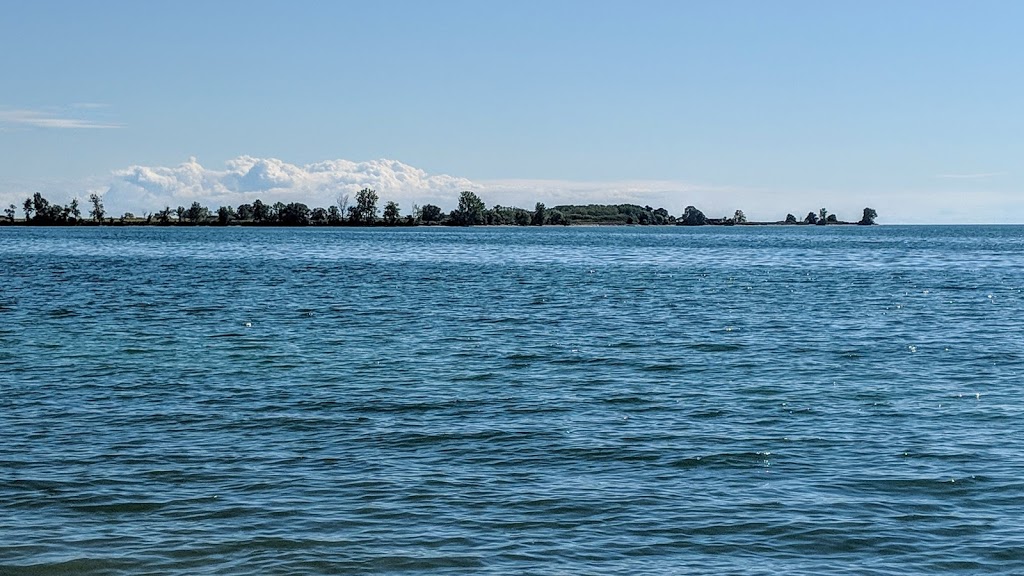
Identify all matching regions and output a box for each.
[1,0,1021,222]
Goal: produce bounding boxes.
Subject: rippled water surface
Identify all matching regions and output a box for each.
[2,225,1023,574]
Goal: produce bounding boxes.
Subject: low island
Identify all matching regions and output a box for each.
[1,189,878,227]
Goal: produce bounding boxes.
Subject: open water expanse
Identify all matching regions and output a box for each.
[1,225,1023,575]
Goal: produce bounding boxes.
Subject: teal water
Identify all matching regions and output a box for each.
[1,225,1023,574]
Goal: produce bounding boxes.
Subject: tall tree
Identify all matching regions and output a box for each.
[310,207,328,225]
[216,206,234,225]
[420,204,442,223]
[252,199,268,223]
[383,201,400,225]
[186,202,209,223]
[453,191,485,226]
[327,205,342,224]
[236,203,254,220]
[89,193,105,223]
[354,188,379,224]
[532,202,546,226]
[680,205,708,226]
[858,207,878,225]
[157,206,172,224]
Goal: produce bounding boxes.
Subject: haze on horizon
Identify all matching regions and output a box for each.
[1,1,1021,224]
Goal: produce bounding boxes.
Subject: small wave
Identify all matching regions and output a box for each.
[641,363,684,372]
[69,500,169,514]
[687,343,745,352]
[669,451,774,469]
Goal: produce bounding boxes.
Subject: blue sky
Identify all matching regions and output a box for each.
[1,0,1021,222]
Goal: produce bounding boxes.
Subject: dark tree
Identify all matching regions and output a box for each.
[733,209,747,224]
[30,193,53,223]
[22,198,33,221]
[653,207,670,225]
[858,207,878,225]
[310,207,327,225]
[89,193,105,223]
[186,202,209,224]
[216,205,234,225]
[513,208,531,226]
[680,205,708,226]
[270,202,286,223]
[279,202,310,226]
[252,199,269,223]
[547,209,568,226]
[157,206,172,224]
[804,212,818,225]
[327,205,342,224]
[420,203,443,223]
[353,188,379,224]
[383,201,400,225]
[452,191,485,226]
[236,203,254,221]
[69,198,81,222]
[4,204,14,222]
[785,213,797,224]
[532,202,546,226]
[175,205,186,223]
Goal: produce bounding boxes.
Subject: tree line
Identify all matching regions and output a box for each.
[2,189,878,227]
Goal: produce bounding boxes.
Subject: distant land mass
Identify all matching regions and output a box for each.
[1,189,878,227]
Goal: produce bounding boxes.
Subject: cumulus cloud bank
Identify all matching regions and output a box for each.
[104,156,476,214]
[10,154,1007,223]
[71,156,887,223]
[100,155,758,217]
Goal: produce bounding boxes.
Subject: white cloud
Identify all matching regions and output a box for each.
[2,155,1019,224]
[0,107,120,129]
[101,156,777,218]
[102,156,476,214]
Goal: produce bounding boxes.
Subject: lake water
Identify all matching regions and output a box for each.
[2,225,1023,574]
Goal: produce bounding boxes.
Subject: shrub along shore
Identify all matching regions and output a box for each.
[2,189,878,227]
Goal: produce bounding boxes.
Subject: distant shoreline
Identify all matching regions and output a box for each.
[0,219,870,228]
[3,190,878,227]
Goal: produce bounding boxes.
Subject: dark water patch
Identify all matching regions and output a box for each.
[450,372,497,382]
[119,347,152,354]
[0,557,140,576]
[641,362,685,372]
[69,500,170,514]
[687,342,745,352]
